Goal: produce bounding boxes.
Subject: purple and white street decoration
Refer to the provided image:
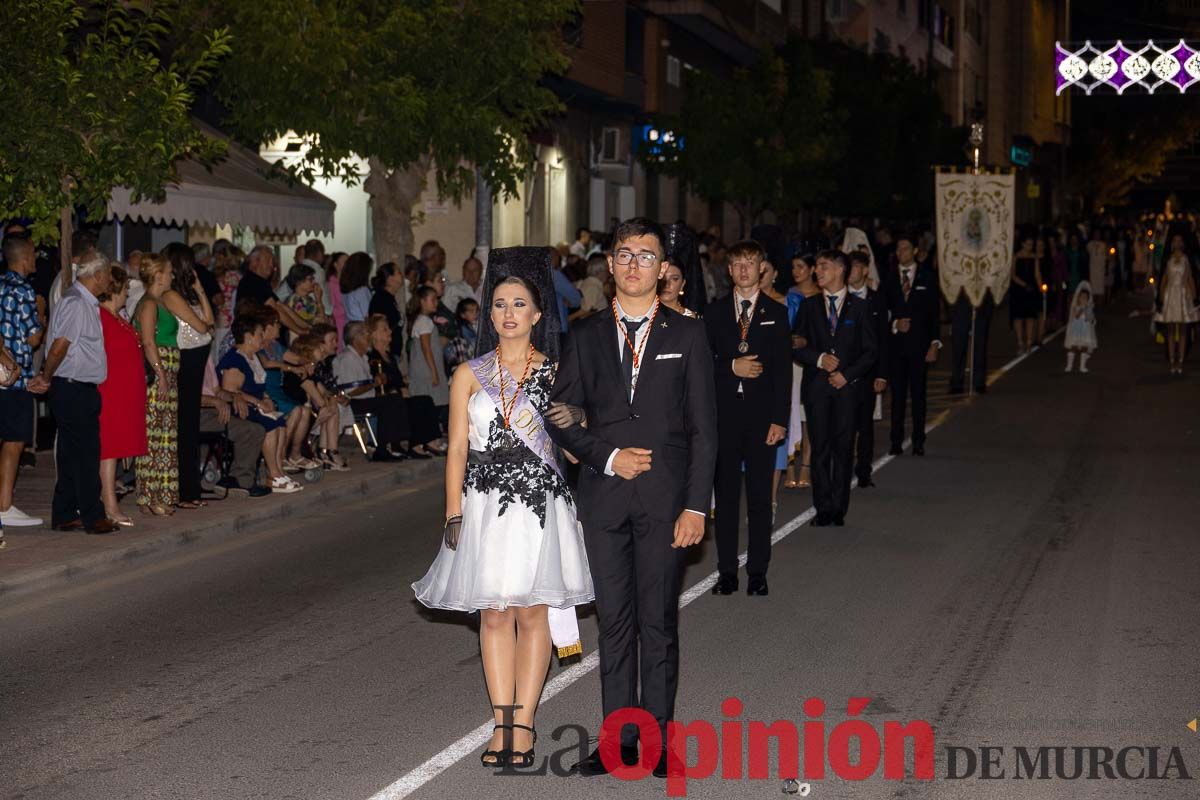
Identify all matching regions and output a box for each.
[1057,40,1200,95]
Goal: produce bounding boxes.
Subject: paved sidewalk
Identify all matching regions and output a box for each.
[0,450,443,598]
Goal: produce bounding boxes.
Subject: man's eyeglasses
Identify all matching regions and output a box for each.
[614,249,659,269]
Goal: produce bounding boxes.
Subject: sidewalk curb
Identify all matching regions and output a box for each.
[0,458,445,600]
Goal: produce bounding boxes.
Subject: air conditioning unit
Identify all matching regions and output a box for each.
[599,127,622,163]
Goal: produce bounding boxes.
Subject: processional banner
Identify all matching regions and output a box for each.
[935,170,1015,307]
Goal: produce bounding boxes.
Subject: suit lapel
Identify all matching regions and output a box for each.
[635,305,672,395]
[590,310,625,404]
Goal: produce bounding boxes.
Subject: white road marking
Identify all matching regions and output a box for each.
[367,331,1054,800]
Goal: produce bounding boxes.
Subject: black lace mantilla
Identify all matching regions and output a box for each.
[463,362,570,525]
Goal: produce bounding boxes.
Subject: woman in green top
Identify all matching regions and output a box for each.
[134,255,184,516]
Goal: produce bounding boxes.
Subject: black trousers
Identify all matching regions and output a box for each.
[49,379,105,528]
[714,418,775,579]
[950,295,993,391]
[803,382,855,519]
[351,395,411,448]
[406,395,440,446]
[177,344,210,502]
[582,492,685,749]
[890,352,929,448]
[852,386,876,481]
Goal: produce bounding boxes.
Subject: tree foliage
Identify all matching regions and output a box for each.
[644,49,840,234]
[652,39,962,230]
[184,0,577,261]
[0,0,230,246]
[1067,96,1200,211]
[789,38,963,220]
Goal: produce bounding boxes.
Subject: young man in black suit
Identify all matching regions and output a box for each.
[548,218,718,778]
[792,250,878,526]
[704,240,791,597]
[880,234,941,456]
[847,250,889,487]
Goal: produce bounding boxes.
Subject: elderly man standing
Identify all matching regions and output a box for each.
[443,255,483,312]
[28,252,118,534]
[238,245,309,337]
[0,236,45,527]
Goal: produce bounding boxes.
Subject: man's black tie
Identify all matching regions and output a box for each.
[740,298,752,323]
[622,317,644,396]
[827,294,839,336]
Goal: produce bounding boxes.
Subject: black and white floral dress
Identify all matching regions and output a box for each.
[412,362,594,612]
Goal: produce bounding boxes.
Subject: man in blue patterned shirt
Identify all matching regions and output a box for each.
[0,236,45,527]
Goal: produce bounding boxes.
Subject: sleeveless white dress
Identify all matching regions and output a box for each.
[412,362,594,612]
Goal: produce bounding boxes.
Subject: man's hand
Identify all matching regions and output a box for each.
[873,378,887,394]
[765,423,786,446]
[375,372,387,388]
[232,395,250,419]
[732,355,763,379]
[546,401,586,428]
[671,511,705,549]
[611,447,652,480]
[925,343,939,363]
[829,371,848,389]
[214,397,231,426]
[895,318,912,333]
[819,353,840,372]
[259,396,276,413]
[27,375,49,394]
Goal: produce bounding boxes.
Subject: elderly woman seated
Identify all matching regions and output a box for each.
[332,320,415,462]
[216,309,302,494]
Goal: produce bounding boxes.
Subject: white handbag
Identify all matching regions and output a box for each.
[176,305,213,349]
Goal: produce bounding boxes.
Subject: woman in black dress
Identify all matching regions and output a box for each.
[1010,233,1042,354]
[366,314,442,457]
[368,261,406,363]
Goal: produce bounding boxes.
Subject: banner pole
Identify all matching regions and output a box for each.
[968,305,977,397]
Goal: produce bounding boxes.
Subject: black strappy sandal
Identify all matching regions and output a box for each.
[480,724,512,768]
[508,723,537,768]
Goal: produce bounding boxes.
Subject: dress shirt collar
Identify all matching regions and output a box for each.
[733,289,759,315]
[73,280,100,306]
[849,284,868,299]
[613,297,657,322]
[823,286,848,306]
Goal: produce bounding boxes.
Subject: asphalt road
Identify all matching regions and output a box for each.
[2,311,1198,800]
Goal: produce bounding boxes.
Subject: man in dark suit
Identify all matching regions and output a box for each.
[879,234,941,456]
[792,250,877,526]
[548,217,717,778]
[846,250,889,487]
[704,240,791,597]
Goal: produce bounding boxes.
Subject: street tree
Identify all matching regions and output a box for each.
[787,39,961,220]
[188,0,577,265]
[644,49,839,237]
[0,0,230,275]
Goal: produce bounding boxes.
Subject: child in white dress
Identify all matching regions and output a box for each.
[1064,281,1098,373]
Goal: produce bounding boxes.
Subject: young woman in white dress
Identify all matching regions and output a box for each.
[1155,234,1198,374]
[412,273,593,769]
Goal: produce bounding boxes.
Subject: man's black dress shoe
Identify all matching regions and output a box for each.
[912,445,926,456]
[746,576,768,596]
[573,745,639,776]
[834,516,845,527]
[52,519,84,532]
[811,514,832,527]
[888,445,903,456]
[857,476,875,488]
[712,575,738,595]
[653,749,682,779]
